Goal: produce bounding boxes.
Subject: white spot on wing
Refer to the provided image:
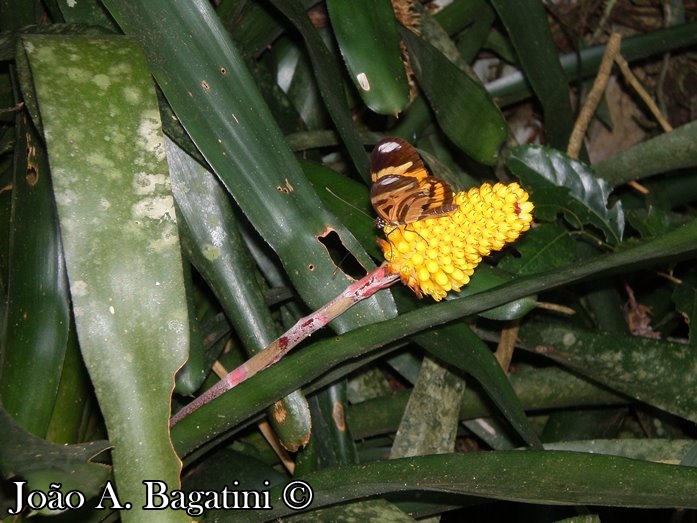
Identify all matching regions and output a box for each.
[378,140,401,153]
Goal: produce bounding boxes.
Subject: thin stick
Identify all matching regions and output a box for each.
[567,33,621,159]
[494,319,519,372]
[170,264,399,426]
[614,55,673,132]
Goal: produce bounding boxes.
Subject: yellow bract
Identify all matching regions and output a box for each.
[378,182,534,301]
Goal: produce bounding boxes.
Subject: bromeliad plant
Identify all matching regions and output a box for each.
[2,1,697,522]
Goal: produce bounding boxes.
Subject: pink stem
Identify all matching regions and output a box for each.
[170,264,398,426]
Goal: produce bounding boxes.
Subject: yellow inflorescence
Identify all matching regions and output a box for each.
[378,182,534,301]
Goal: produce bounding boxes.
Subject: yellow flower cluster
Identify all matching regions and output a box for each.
[378,182,534,301]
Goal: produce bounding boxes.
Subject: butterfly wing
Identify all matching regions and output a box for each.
[370,138,457,227]
[370,137,428,183]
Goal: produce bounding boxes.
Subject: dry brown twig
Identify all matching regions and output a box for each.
[567,32,673,194]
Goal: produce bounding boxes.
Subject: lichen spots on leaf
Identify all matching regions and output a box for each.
[132,195,176,222]
[203,244,221,261]
[122,86,142,105]
[137,110,165,161]
[132,172,170,196]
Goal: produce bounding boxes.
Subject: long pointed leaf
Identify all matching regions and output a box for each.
[222,451,697,521]
[519,322,697,423]
[0,114,69,437]
[326,0,409,115]
[22,34,190,522]
[490,0,575,149]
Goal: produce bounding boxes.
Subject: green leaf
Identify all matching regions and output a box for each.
[508,145,625,244]
[488,22,697,108]
[0,406,110,517]
[348,366,625,441]
[268,0,370,178]
[0,114,69,438]
[326,0,409,115]
[271,37,329,131]
[401,27,508,165]
[22,34,190,522]
[547,439,697,463]
[102,0,395,330]
[490,0,575,149]
[413,323,541,448]
[389,356,465,457]
[625,206,679,240]
[172,218,697,457]
[55,0,116,27]
[223,451,697,521]
[457,265,537,320]
[519,322,697,423]
[498,223,577,274]
[166,136,311,451]
[594,120,697,188]
[302,159,379,259]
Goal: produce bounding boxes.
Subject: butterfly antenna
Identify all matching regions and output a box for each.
[324,187,374,221]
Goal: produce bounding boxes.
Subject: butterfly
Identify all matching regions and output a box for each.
[370,137,458,228]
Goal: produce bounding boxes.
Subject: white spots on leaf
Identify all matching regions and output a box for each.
[108,62,132,77]
[71,280,89,297]
[167,319,185,334]
[132,172,170,196]
[54,188,78,208]
[67,0,77,7]
[65,66,91,83]
[356,72,370,91]
[109,305,115,315]
[137,110,166,162]
[100,198,111,211]
[203,244,221,261]
[122,86,141,105]
[132,195,175,222]
[85,152,116,170]
[148,225,178,252]
[562,332,576,347]
[91,74,110,90]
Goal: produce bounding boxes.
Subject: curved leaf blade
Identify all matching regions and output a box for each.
[519,323,697,423]
[0,115,69,437]
[326,0,409,115]
[490,0,575,149]
[508,145,625,244]
[401,27,508,166]
[0,407,110,517]
[23,34,189,522]
[166,137,311,451]
[222,451,697,521]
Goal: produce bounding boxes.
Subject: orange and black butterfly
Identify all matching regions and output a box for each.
[370,137,458,228]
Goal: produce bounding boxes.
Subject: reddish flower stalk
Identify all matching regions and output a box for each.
[170,264,399,426]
